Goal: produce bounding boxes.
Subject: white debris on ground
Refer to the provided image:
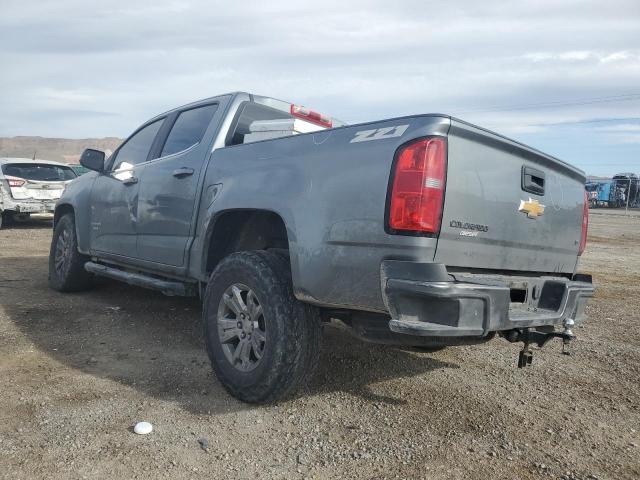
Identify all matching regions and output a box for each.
[133,421,153,435]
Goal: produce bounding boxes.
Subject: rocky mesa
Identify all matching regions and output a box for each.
[0,136,123,164]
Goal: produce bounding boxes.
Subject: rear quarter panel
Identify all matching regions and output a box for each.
[192,115,451,311]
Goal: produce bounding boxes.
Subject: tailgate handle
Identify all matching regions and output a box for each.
[521,166,545,195]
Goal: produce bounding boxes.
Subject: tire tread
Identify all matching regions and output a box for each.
[48,213,93,292]
[203,250,321,403]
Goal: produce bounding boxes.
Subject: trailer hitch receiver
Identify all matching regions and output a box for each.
[502,319,576,368]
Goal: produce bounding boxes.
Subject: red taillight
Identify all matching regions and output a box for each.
[6,175,26,187]
[290,104,333,128]
[388,137,447,234]
[578,190,589,256]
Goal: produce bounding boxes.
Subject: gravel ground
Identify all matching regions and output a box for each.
[0,211,638,479]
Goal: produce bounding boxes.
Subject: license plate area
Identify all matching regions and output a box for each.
[18,202,56,213]
[452,272,569,314]
[26,189,62,200]
[537,281,567,311]
[509,281,528,303]
[509,279,567,314]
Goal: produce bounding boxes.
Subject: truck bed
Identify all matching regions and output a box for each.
[197,112,587,311]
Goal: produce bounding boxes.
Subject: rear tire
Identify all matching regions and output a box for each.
[48,213,94,292]
[203,250,321,403]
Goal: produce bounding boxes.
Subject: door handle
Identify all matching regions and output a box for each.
[122,176,138,186]
[173,167,194,178]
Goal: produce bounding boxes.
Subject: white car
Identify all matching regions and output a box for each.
[0,158,77,228]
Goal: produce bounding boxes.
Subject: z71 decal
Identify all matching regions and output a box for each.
[350,124,409,143]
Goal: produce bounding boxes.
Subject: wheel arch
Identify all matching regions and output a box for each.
[53,203,91,254]
[53,203,75,227]
[202,208,293,277]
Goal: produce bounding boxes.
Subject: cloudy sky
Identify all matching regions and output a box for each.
[1,0,639,175]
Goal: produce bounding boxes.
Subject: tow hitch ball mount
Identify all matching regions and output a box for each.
[502,319,575,368]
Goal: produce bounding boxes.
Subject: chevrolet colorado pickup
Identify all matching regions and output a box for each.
[48,92,594,403]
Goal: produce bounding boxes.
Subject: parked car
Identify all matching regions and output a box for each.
[0,158,77,228]
[48,92,594,403]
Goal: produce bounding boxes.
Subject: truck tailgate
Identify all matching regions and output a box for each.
[434,119,586,274]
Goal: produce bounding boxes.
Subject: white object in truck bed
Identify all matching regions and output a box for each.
[243,118,325,144]
[243,130,293,143]
[249,118,325,134]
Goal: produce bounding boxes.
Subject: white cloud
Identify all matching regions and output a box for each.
[595,123,640,144]
[597,124,640,133]
[601,51,633,63]
[0,0,639,175]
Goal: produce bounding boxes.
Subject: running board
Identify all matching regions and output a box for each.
[84,261,196,296]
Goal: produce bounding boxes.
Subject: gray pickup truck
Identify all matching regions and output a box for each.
[48,92,594,403]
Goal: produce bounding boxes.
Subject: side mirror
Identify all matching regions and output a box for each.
[80,148,106,172]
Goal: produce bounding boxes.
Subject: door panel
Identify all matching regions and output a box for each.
[89,118,164,258]
[90,165,144,257]
[137,103,220,267]
[136,157,199,265]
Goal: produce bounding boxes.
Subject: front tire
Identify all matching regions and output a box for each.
[48,213,94,292]
[203,251,321,403]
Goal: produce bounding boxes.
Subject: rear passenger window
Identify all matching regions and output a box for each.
[160,104,218,157]
[112,119,163,171]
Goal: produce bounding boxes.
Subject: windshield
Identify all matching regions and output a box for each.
[2,163,77,182]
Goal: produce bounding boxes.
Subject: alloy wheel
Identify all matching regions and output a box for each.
[216,283,267,372]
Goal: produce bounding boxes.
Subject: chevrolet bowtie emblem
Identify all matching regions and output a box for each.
[519,198,545,219]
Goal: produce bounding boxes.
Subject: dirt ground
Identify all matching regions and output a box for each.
[0,211,638,480]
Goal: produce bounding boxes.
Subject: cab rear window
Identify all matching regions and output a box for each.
[228,102,293,146]
[2,163,77,181]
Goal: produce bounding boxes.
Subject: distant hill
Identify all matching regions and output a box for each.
[0,136,123,164]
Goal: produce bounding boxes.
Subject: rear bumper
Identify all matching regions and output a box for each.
[1,196,57,214]
[381,261,594,337]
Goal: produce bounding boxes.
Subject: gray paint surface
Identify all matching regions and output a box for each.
[56,92,587,313]
[435,120,585,274]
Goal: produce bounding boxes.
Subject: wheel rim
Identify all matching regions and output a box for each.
[216,283,266,372]
[54,226,72,276]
